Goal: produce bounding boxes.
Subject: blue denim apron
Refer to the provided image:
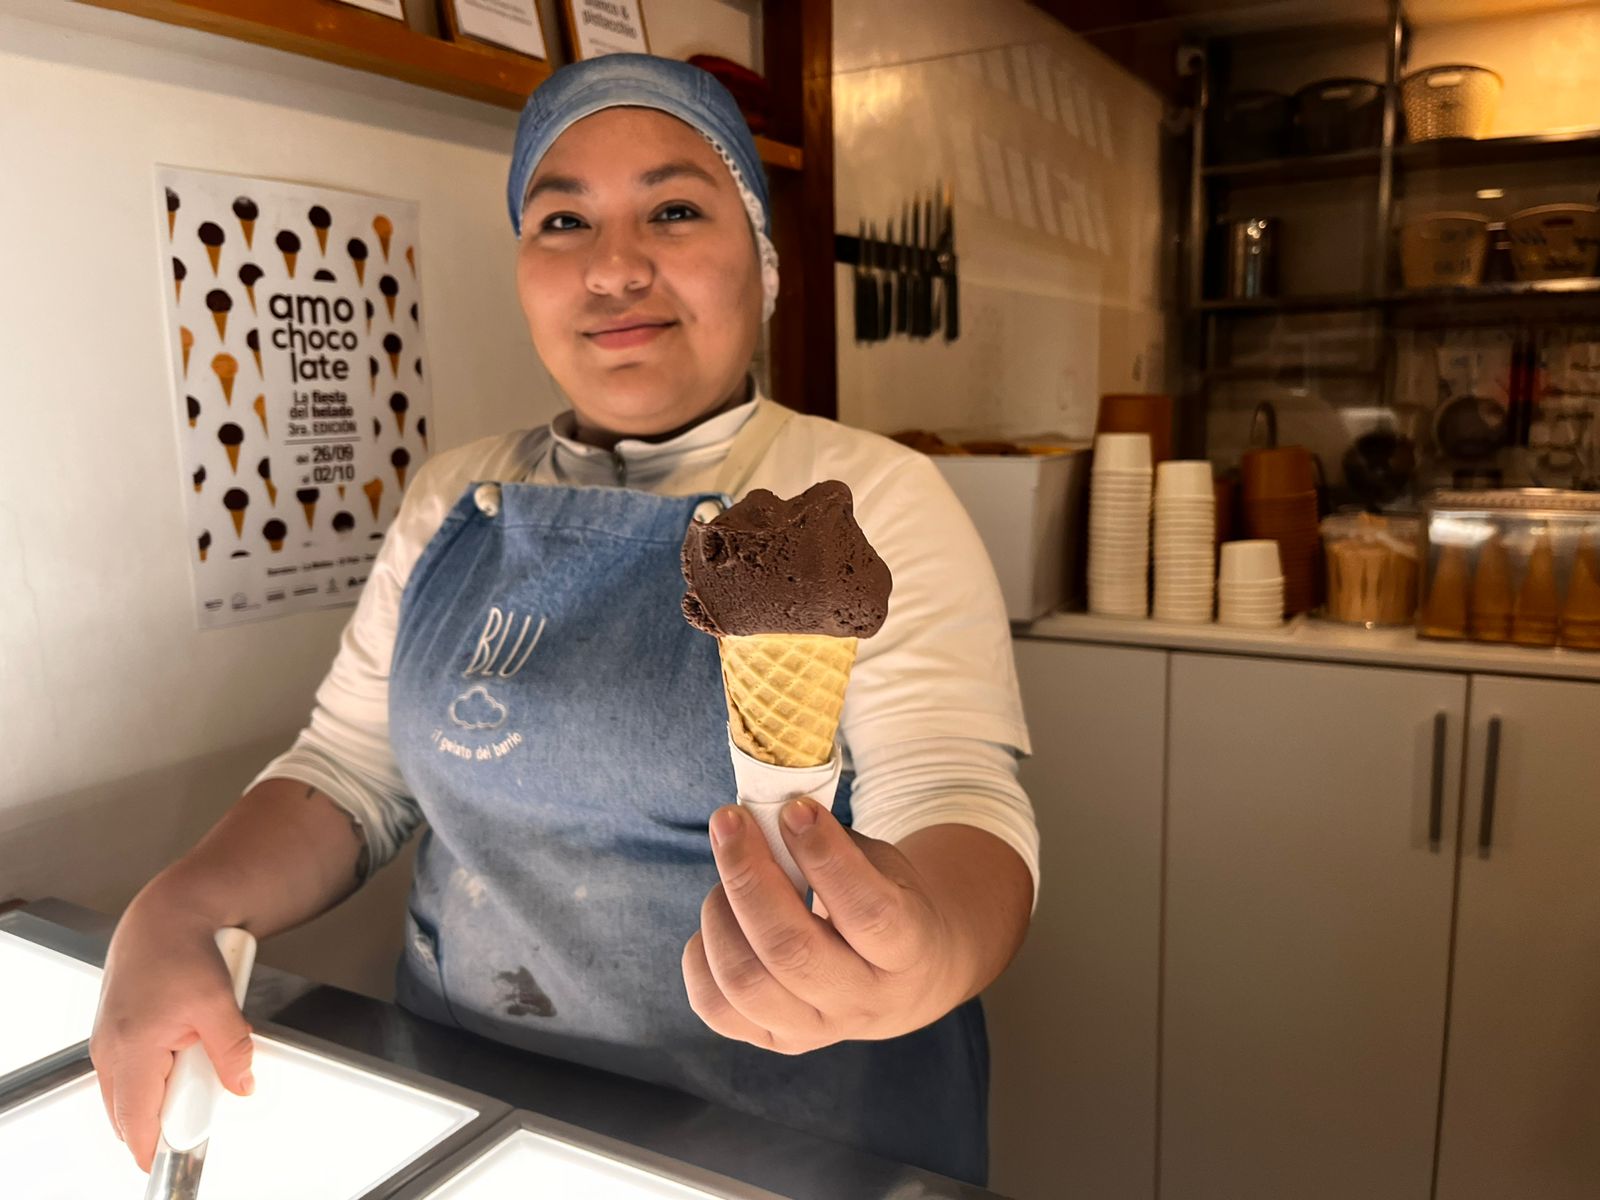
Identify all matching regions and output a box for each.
[387,406,990,1184]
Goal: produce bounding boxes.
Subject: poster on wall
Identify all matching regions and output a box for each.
[562,0,649,60]
[155,166,432,629]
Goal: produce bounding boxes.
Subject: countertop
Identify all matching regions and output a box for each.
[1018,610,1600,682]
[11,900,1003,1200]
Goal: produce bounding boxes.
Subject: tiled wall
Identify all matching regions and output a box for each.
[832,0,1174,441]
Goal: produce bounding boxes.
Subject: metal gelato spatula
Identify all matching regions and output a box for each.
[144,927,256,1200]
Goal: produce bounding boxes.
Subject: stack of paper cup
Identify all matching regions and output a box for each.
[1089,433,1153,618]
[1217,539,1286,628]
[1153,461,1217,622]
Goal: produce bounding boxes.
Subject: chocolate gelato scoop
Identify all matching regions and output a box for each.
[680,480,892,638]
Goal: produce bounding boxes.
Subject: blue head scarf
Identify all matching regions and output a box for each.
[507,54,779,320]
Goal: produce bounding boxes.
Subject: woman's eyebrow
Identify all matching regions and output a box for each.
[524,173,586,207]
[523,161,719,210]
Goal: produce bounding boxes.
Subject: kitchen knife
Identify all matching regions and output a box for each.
[143,927,257,1200]
[939,182,959,343]
[876,219,892,342]
[895,203,910,336]
[920,192,936,338]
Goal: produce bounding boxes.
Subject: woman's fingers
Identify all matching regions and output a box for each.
[196,1001,256,1098]
[697,883,821,1038]
[680,931,778,1050]
[110,1043,175,1173]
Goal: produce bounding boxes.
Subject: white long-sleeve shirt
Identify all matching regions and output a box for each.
[254,392,1040,898]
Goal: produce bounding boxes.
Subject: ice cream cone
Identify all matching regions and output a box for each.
[244,284,256,313]
[387,351,400,376]
[406,245,415,276]
[231,509,245,538]
[212,354,237,404]
[395,411,406,435]
[174,277,183,304]
[354,260,366,285]
[206,245,221,274]
[199,545,208,562]
[213,310,228,341]
[181,327,194,375]
[283,250,297,277]
[1561,539,1600,649]
[337,484,346,500]
[225,445,240,473]
[253,394,267,435]
[373,215,393,260]
[268,536,283,552]
[718,633,858,768]
[1420,543,1469,640]
[1471,536,1513,642]
[240,218,255,248]
[264,479,277,506]
[168,211,177,239]
[251,347,261,376]
[1512,533,1560,646]
[300,501,317,529]
[315,227,328,255]
[395,464,408,489]
[385,295,396,321]
[363,477,384,520]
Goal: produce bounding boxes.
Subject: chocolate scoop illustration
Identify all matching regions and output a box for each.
[224,486,250,538]
[211,353,238,404]
[347,237,369,285]
[369,355,379,395]
[362,476,384,520]
[218,422,244,473]
[410,302,418,324]
[180,326,194,375]
[372,417,381,439]
[373,214,393,260]
[197,529,211,562]
[414,357,423,378]
[391,446,410,489]
[383,332,402,376]
[308,205,332,255]
[314,268,336,282]
[389,391,408,434]
[233,196,258,248]
[276,229,301,277]
[257,456,277,505]
[186,395,200,429]
[405,245,415,276]
[230,550,250,559]
[207,288,232,340]
[297,487,320,529]
[246,328,261,376]
[364,299,375,335]
[172,257,186,303]
[239,263,263,313]
[253,394,268,435]
[417,416,428,451]
[380,274,399,320]
[198,221,225,274]
[263,517,287,552]
[166,187,180,239]
[332,511,355,536]
[192,465,206,493]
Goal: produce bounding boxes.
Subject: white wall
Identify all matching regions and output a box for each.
[832,0,1172,440]
[0,0,559,994]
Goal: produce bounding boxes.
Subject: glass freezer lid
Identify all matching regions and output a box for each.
[421,1128,731,1198]
[0,1034,480,1199]
[0,929,102,1080]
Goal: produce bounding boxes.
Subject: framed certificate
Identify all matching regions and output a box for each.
[562,0,649,60]
[332,0,406,19]
[442,0,548,60]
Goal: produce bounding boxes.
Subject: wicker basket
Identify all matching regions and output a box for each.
[1400,212,1490,288]
[1401,65,1502,140]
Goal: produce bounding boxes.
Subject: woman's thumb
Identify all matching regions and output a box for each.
[197,1005,256,1097]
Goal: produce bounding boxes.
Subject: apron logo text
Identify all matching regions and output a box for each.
[465,606,546,678]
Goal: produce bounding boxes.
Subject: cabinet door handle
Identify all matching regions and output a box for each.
[1479,716,1503,852]
[1429,712,1447,845]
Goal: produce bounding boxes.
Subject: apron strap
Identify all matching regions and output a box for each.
[712,398,794,499]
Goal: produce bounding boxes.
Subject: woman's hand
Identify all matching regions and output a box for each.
[90,889,256,1172]
[682,798,998,1054]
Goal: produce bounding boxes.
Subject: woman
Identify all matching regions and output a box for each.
[92,55,1038,1186]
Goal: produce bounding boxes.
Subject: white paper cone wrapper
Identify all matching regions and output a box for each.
[727,732,841,894]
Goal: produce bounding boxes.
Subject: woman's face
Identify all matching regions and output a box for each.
[516,107,764,438]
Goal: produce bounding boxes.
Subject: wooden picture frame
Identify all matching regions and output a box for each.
[331,0,406,20]
[440,0,549,61]
[561,0,650,61]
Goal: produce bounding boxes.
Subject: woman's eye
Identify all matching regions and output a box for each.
[540,213,585,233]
[655,204,700,223]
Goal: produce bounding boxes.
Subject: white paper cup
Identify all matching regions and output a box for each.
[1093,433,1153,472]
[1155,460,1215,497]
[1218,539,1284,584]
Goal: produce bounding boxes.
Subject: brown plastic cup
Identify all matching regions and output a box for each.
[1241,447,1316,500]
[1097,394,1174,465]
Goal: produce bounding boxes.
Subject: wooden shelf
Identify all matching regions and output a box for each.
[75,0,803,169]
[1396,127,1600,172]
[1202,147,1382,186]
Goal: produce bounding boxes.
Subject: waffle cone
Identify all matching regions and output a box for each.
[718,633,857,768]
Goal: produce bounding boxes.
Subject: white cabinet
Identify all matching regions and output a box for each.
[1161,653,1465,1200]
[988,639,1166,1200]
[1435,674,1600,1200]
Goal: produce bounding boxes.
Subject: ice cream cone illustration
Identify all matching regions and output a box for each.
[373,214,393,260]
[253,394,267,435]
[199,221,225,274]
[207,289,233,341]
[681,482,891,770]
[309,205,331,255]
[390,391,408,434]
[257,456,277,506]
[1470,535,1513,642]
[384,332,402,377]
[337,484,346,500]
[192,465,206,493]
[246,329,261,376]
[233,196,258,248]
[276,229,300,277]
[417,416,428,451]
[333,511,354,536]
[173,257,186,303]
[392,446,410,490]
[211,353,238,404]
[197,529,211,562]
[348,237,368,285]
[166,187,180,239]
[410,302,418,324]
[239,263,263,314]
[1512,531,1559,646]
[414,357,423,378]
[363,476,384,520]
[405,245,415,277]
[369,356,379,396]
[181,326,194,375]
[297,487,320,530]
[224,487,249,538]
[263,518,287,552]
[380,275,399,320]
[218,423,244,473]
[372,417,382,439]
[186,395,200,429]
[365,299,375,336]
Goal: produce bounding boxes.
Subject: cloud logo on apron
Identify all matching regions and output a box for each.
[449,684,508,730]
